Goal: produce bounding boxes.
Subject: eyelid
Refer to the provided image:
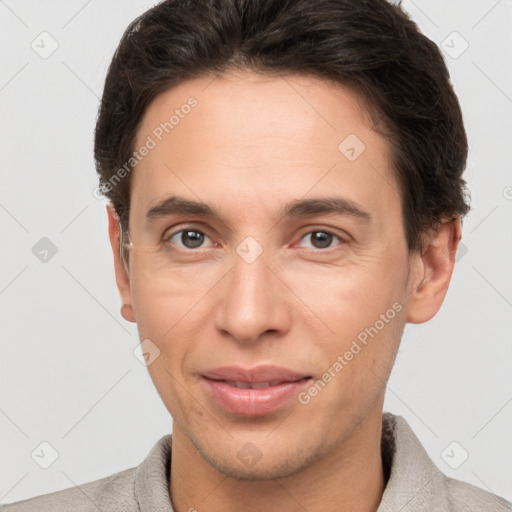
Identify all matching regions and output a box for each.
[293,228,349,251]
[163,224,349,253]
[163,222,213,239]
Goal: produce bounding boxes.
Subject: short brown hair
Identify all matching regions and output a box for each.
[94,0,470,253]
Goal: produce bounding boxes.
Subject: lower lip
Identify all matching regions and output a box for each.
[201,377,311,416]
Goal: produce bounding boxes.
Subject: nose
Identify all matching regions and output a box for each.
[213,250,291,345]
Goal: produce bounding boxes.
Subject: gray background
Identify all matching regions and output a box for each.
[1,0,511,504]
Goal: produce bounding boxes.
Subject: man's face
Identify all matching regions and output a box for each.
[121,71,420,479]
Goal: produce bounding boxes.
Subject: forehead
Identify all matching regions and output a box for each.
[130,71,401,227]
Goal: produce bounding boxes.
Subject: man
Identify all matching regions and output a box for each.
[2,0,510,510]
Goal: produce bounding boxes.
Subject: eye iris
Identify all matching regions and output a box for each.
[182,230,204,249]
[311,232,332,249]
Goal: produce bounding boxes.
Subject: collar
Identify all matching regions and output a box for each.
[377,413,443,511]
[133,413,449,511]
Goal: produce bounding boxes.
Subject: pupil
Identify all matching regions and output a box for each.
[312,232,332,249]
[182,230,204,248]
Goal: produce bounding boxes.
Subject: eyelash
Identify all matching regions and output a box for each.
[162,226,348,253]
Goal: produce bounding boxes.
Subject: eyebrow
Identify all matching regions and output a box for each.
[146,195,372,223]
[283,197,371,220]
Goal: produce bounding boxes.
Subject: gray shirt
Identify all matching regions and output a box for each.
[1,413,510,511]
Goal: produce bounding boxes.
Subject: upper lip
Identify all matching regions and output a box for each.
[201,365,311,384]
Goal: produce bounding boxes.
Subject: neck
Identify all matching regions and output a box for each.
[169,405,387,512]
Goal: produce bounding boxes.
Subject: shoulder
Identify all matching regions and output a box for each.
[443,476,512,512]
[0,467,138,512]
[1,434,174,512]
[379,413,512,512]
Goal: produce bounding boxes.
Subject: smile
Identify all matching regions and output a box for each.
[200,366,312,416]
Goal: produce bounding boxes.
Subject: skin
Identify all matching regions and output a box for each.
[107,70,461,512]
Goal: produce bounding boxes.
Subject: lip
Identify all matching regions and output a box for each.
[202,365,310,383]
[201,365,312,416]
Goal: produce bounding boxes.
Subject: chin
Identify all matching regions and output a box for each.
[197,441,321,481]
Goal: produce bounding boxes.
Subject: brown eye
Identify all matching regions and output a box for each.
[310,232,333,249]
[297,231,345,250]
[166,229,212,249]
[181,230,205,249]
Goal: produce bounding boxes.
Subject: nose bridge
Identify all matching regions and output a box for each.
[213,244,289,343]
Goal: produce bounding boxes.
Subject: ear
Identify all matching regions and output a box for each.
[106,204,136,323]
[406,215,462,324]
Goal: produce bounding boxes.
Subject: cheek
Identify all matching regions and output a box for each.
[299,304,405,426]
[286,254,408,397]
[128,255,210,338]
[132,286,201,420]
[128,262,217,387]
[284,251,407,334]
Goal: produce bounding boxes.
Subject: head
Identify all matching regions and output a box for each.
[95,0,469,480]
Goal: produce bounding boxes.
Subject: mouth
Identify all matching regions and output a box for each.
[200,366,312,416]
[217,379,305,389]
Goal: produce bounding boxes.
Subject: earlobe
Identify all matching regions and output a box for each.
[121,303,135,323]
[406,215,462,324]
[106,204,136,323]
